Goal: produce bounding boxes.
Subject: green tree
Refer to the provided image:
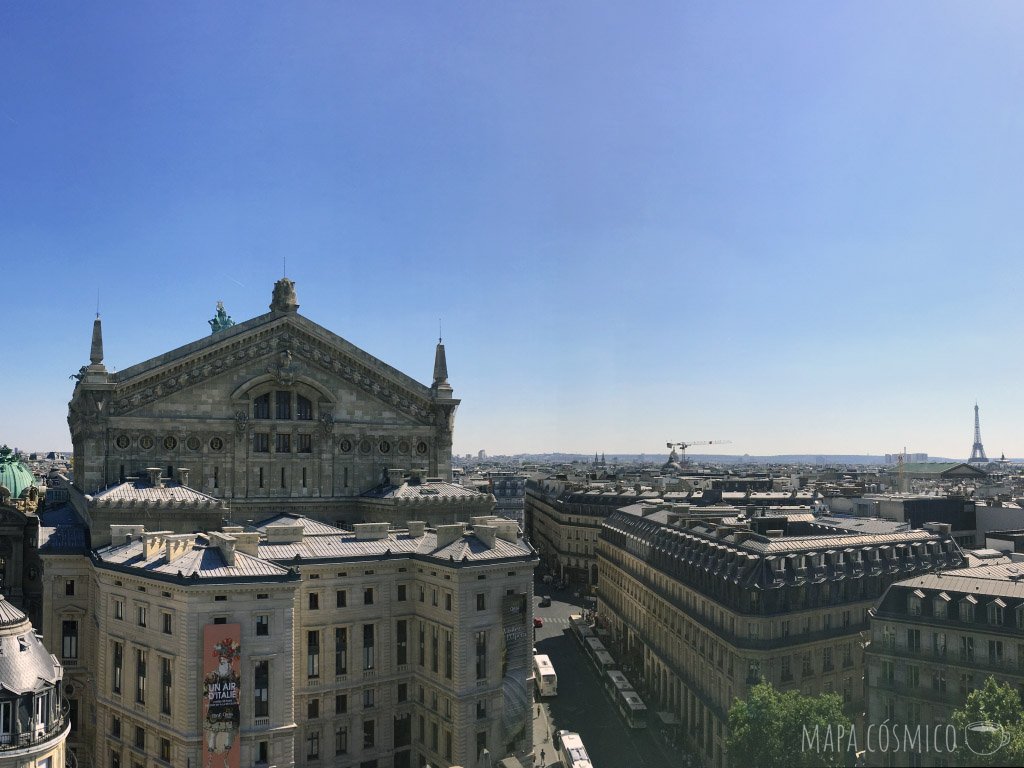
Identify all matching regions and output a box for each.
[727,681,851,768]
[950,676,1024,767]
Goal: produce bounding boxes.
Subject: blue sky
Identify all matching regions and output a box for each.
[3,3,1024,458]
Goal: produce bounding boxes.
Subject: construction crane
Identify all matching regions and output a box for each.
[667,440,732,464]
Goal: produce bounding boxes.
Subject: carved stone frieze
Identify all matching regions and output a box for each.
[234,411,249,439]
[316,411,335,438]
[109,324,435,423]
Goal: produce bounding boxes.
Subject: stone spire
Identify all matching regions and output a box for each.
[432,338,453,399]
[270,278,299,313]
[89,314,106,371]
[433,337,448,385]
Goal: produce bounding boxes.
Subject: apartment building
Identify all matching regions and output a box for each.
[525,480,658,587]
[866,555,1024,767]
[40,515,536,768]
[597,503,963,768]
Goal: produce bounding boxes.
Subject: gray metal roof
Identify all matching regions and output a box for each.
[97,538,291,580]
[258,529,532,563]
[361,480,487,500]
[92,479,221,504]
[38,503,88,553]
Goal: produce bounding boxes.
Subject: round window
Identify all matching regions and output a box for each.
[339,439,352,453]
[163,436,178,450]
[379,440,391,454]
[398,440,410,455]
[186,436,201,451]
[139,435,154,451]
[115,434,130,450]
[209,437,224,451]
[359,439,372,454]
[416,441,428,455]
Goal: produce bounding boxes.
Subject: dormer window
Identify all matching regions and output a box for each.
[988,599,1006,626]
[908,590,924,617]
[934,592,950,620]
[960,595,976,623]
[1016,605,1024,630]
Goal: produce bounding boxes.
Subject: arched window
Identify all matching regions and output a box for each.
[252,390,316,420]
[253,394,270,419]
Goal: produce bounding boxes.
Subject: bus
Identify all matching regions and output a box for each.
[533,653,557,697]
[569,614,594,647]
[604,669,634,698]
[591,648,617,673]
[616,688,648,729]
[555,730,594,768]
[584,636,607,659]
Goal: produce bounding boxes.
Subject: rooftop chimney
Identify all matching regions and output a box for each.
[163,533,195,563]
[435,523,465,549]
[209,531,237,566]
[146,467,164,488]
[407,521,426,538]
[493,520,519,542]
[265,523,304,544]
[110,524,145,545]
[176,467,190,487]
[143,531,173,559]
[232,532,261,557]
[474,525,497,549]
[387,468,405,487]
[354,523,390,541]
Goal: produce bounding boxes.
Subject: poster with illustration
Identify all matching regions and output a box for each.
[203,624,241,768]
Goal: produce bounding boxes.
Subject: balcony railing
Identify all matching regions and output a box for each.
[0,714,68,750]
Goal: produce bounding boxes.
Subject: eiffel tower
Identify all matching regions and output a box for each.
[968,402,989,463]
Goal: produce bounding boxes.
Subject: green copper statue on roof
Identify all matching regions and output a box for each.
[208,301,236,334]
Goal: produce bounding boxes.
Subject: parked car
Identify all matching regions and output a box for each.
[539,595,552,607]
[533,617,544,628]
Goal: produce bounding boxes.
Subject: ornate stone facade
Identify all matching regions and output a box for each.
[68,280,466,523]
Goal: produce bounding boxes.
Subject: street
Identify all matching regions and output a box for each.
[533,579,680,768]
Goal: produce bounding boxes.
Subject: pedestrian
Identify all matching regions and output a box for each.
[540,748,546,766]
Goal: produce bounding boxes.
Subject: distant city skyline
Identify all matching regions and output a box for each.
[4,4,1024,459]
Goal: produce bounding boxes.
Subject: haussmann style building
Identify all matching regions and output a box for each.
[596,502,964,768]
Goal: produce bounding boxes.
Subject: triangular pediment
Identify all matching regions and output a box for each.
[107,313,439,424]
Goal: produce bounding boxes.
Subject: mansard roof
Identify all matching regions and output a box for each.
[877,560,1024,608]
[602,506,963,591]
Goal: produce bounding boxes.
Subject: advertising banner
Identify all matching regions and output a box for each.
[501,593,530,744]
[203,623,242,768]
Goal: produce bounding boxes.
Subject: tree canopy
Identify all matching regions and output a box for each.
[950,676,1024,767]
[727,681,851,768]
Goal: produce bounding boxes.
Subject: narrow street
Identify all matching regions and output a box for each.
[532,579,681,768]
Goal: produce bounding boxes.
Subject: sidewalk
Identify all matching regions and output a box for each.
[532,699,556,767]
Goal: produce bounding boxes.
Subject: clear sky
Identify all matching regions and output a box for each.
[3,3,1024,458]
